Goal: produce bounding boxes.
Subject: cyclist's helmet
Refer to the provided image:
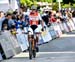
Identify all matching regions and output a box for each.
[31,5,37,10]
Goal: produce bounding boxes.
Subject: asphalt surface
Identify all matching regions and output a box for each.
[39,31,75,52]
[1,31,75,62]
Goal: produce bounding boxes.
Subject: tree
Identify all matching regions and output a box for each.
[63,0,75,4]
[40,0,53,3]
[20,0,55,7]
[20,0,33,6]
[20,0,26,5]
[47,0,52,3]
[20,0,37,7]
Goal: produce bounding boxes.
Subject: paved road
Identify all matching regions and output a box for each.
[39,31,75,52]
[1,31,75,62]
[1,52,75,62]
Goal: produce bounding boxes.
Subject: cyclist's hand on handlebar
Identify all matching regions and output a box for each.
[22,32,26,34]
[41,28,44,31]
[41,26,46,31]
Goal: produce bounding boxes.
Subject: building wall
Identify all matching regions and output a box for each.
[0,0,18,12]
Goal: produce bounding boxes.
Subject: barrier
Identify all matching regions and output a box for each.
[0,39,14,59]
[41,29,52,43]
[0,30,22,60]
[38,35,44,45]
[0,53,3,60]
[38,29,52,44]
[66,21,73,31]
[16,29,29,51]
[62,21,70,32]
[58,22,64,32]
[48,25,58,39]
[72,18,75,26]
[69,20,75,30]
[51,23,62,37]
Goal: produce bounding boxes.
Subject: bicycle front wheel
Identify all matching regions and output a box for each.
[33,50,36,58]
[29,41,32,59]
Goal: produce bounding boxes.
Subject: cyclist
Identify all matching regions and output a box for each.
[28,5,44,52]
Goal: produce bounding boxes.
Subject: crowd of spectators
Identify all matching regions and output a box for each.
[0,5,75,35]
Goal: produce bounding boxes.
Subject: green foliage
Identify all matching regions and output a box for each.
[40,0,54,3]
[47,0,52,3]
[72,4,75,8]
[63,0,75,4]
[52,3,59,11]
[20,0,26,5]
[62,4,70,8]
[33,1,37,5]
[20,0,75,9]
[20,0,53,6]
[26,0,33,6]
[20,0,33,7]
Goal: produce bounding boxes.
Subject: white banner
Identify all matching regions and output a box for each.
[41,30,52,43]
[69,20,75,30]
[0,53,3,60]
[16,29,28,51]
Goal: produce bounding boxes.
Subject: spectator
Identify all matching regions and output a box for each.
[72,10,75,17]
[2,13,15,30]
[8,13,15,30]
[42,11,49,25]
[0,11,5,32]
[2,14,9,30]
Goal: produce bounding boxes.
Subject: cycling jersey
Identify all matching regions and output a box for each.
[29,12,42,26]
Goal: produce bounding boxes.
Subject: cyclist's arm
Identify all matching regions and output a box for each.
[38,13,44,28]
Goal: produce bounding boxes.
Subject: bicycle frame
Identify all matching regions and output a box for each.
[28,31,41,59]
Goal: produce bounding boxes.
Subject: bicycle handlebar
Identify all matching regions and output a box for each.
[22,32,41,34]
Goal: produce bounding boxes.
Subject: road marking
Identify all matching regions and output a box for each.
[14,52,75,58]
[61,34,75,37]
[37,52,75,54]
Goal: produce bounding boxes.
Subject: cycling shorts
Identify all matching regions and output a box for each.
[30,25,37,31]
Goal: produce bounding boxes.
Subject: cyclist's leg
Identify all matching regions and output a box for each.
[35,35,39,52]
[30,25,38,49]
[30,25,38,45]
[30,25,39,52]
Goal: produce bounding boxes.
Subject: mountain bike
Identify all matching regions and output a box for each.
[24,31,41,59]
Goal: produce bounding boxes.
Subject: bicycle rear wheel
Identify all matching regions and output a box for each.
[32,39,36,58]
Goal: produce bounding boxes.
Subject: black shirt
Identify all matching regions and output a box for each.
[2,18,9,30]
